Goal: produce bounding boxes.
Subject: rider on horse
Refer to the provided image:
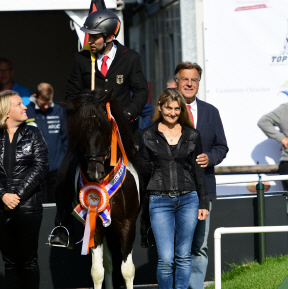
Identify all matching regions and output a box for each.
[50,9,148,247]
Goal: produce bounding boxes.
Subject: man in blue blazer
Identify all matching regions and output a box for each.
[174,62,228,289]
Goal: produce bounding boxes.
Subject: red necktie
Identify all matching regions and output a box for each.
[100,56,109,77]
[186,104,195,128]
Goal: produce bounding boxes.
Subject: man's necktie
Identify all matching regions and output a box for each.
[186,104,195,128]
[100,56,109,77]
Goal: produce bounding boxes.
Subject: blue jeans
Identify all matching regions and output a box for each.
[149,191,199,289]
[189,201,212,289]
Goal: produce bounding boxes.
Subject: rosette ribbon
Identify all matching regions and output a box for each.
[79,183,109,255]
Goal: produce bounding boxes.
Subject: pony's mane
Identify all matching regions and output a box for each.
[63,89,137,164]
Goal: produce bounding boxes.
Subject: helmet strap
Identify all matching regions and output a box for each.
[99,38,113,54]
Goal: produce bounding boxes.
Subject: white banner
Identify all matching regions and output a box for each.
[203,0,288,196]
[0,0,117,11]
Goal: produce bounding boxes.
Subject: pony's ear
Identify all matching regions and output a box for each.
[59,101,75,112]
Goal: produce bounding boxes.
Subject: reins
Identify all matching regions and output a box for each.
[106,102,128,166]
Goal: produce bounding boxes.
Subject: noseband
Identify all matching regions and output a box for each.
[84,147,111,165]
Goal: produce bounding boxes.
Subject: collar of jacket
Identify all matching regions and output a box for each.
[18,122,28,136]
[0,122,27,135]
[0,122,28,145]
[149,120,190,138]
[112,40,128,54]
[28,101,54,114]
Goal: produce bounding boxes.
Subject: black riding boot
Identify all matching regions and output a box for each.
[140,194,155,248]
[49,150,77,249]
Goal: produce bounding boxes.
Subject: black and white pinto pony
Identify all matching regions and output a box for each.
[64,89,140,289]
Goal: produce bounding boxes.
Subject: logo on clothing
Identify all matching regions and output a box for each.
[22,144,32,155]
[116,75,123,84]
[26,121,38,127]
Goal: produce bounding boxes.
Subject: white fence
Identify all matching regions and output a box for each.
[216,174,288,185]
[214,226,288,289]
[214,174,288,289]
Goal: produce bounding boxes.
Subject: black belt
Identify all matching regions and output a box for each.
[149,191,191,198]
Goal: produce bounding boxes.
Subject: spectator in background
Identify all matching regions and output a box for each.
[26,83,68,203]
[0,58,31,106]
[139,102,154,130]
[166,78,177,88]
[258,103,288,191]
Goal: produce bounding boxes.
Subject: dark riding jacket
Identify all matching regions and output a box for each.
[0,123,48,214]
[140,122,209,210]
[65,40,149,120]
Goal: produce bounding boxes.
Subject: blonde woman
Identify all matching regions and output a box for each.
[140,88,209,289]
[0,90,48,289]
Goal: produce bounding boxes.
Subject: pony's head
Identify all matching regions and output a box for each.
[64,89,135,182]
[64,89,113,181]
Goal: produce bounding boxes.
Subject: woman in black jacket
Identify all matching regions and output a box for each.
[0,90,48,289]
[140,88,209,289]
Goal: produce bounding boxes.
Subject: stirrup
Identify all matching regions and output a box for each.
[47,225,70,248]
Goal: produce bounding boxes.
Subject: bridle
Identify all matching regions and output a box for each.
[84,146,111,165]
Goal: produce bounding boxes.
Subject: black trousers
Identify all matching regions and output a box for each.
[0,211,42,289]
[279,161,288,191]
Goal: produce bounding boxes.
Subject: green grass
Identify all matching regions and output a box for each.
[206,255,288,289]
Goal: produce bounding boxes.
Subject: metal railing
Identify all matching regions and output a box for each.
[214,226,288,289]
[216,174,288,185]
[213,171,288,289]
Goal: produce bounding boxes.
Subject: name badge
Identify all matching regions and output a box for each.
[116,75,123,84]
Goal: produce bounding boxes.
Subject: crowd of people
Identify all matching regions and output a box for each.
[0,8,238,289]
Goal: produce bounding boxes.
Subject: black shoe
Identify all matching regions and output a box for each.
[49,227,73,249]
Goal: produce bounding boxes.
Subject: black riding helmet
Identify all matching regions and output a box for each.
[80,9,121,38]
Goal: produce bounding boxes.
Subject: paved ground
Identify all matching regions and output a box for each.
[277,276,288,289]
[68,282,215,288]
[204,281,215,288]
[130,281,215,288]
[132,282,215,288]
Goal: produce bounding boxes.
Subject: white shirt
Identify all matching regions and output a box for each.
[97,42,117,72]
[187,99,198,128]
